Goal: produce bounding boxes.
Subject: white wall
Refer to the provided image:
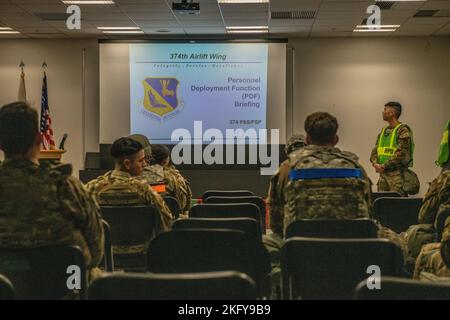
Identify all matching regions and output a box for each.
[0,36,449,195]
[288,37,450,195]
[0,39,99,176]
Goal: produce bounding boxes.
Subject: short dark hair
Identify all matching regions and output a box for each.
[0,101,39,157]
[304,112,339,145]
[110,137,143,160]
[385,101,402,118]
[151,144,170,165]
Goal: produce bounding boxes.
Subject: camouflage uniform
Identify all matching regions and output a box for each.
[418,170,450,224]
[413,172,450,279]
[0,158,104,271]
[370,124,413,197]
[442,214,450,271]
[404,170,450,263]
[141,164,192,213]
[266,134,306,237]
[267,160,291,237]
[285,145,371,226]
[285,145,407,255]
[85,170,172,254]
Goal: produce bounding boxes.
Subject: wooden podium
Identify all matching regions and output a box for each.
[38,149,66,161]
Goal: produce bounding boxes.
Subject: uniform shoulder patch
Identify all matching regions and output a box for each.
[44,162,73,178]
[398,124,412,139]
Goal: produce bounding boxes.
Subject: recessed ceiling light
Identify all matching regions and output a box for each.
[0,31,20,34]
[102,30,145,34]
[97,27,140,30]
[218,0,269,3]
[226,26,268,33]
[353,29,397,32]
[227,30,269,33]
[61,1,115,4]
[0,27,12,30]
[226,26,268,30]
[355,25,400,29]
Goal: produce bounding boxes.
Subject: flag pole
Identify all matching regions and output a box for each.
[39,61,56,151]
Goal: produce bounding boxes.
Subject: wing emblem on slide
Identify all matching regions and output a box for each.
[142,77,179,117]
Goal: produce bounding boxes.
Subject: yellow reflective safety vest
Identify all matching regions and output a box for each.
[377,123,414,166]
[436,120,449,167]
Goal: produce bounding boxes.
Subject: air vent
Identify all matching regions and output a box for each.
[34,13,70,21]
[434,9,450,17]
[375,1,395,10]
[271,11,315,20]
[414,10,438,17]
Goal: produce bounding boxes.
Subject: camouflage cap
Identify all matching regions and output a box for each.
[285,134,306,155]
[128,134,152,158]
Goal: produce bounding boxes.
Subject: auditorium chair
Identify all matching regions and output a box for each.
[147,229,271,298]
[281,237,404,300]
[371,191,401,203]
[0,274,14,300]
[202,190,254,201]
[189,203,261,228]
[0,245,87,299]
[88,271,257,300]
[100,205,160,271]
[285,219,378,239]
[204,196,266,233]
[372,197,422,233]
[172,217,262,241]
[163,195,182,219]
[100,220,113,272]
[354,276,450,300]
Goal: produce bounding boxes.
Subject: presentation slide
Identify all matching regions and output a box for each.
[129,43,268,143]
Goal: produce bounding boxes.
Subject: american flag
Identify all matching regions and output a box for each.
[40,72,55,150]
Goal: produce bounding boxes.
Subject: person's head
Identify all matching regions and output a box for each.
[128,134,152,164]
[383,101,402,121]
[0,101,42,159]
[110,137,145,176]
[304,112,339,146]
[150,144,170,167]
[285,134,307,155]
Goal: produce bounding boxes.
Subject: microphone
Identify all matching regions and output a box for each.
[59,134,68,150]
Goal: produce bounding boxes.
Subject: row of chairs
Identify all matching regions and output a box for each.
[84,189,448,300]
[203,190,398,202]
[89,273,450,300]
[180,190,423,234]
[100,202,265,271]
[99,215,423,299]
[0,189,445,299]
[3,260,449,300]
[201,190,423,233]
[100,191,437,275]
[0,228,271,299]
[0,218,377,299]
